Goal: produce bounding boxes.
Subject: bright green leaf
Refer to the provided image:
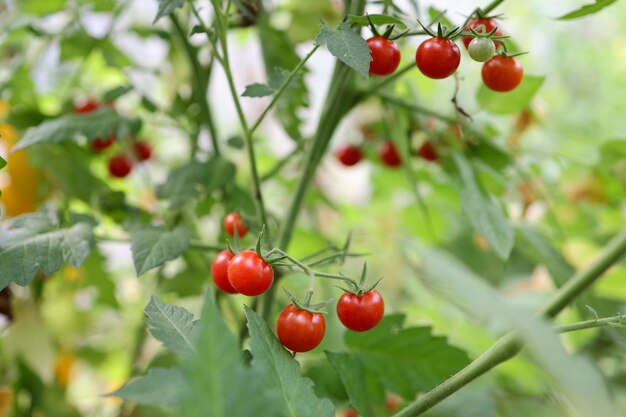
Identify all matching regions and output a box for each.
[131,225,193,275]
[0,156,5,170]
[477,76,544,115]
[314,22,371,78]
[557,0,618,20]
[144,295,200,358]
[245,306,335,417]
[154,0,185,23]
[453,153,514,261]
[346,14,407,30]
[108,368,187,408]
[19,0,66,15]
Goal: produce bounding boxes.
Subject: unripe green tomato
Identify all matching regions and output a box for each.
[468,37,496,62]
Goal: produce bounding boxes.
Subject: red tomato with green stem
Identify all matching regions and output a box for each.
[482,55,524,92]
[336,290,384,332]
[224,212,249,238]
[462,18,503,49]
[211,250,237,294]
[367,36,401,76]
[415,37,460,79]
[276,304,326,352]
[336,144,363,167]
[227,250,273,296]
[378,141,402,167]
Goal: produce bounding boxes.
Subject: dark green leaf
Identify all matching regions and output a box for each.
[0,156,5,170]
[245,306,335,417]
[154,0,185,23]
[315,23,371,78]
[346,14,407,29]
[103,85,133,102]
[108,368,187,407]
[241,83,276,98]
[557,0,618,20]
[131,226,193,275]
[453,153,514,261]
[477,76,544,115]
[226,135,245,149]
[144,296,200,358]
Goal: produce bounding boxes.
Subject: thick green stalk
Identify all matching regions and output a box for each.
[393,228,626,417]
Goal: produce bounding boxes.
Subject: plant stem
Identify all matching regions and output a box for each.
[249,45,320,135]
[556,314,625,334]
[379,93,456,123]
[261,144,301,182]
[393,227,626,417]
[481,0,506,15]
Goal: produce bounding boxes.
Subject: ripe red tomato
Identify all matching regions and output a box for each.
[336,144,363,167]
[366,36,401,76]
[91,133,115,152]
[415,38,460,79]
[336,290,384,332]
[378,141,402,167]
[482,55,524,92]
[223,212,249,238]
[133,141,152,161]
[211,250,237,294]
[386,394,401,411]
[343,409,359,417]
[74,99,100,114]
[417,141,439,162]
[462,18,503,49]
[108,155,133,178]
[276,304,325,352]
[227,250,273,296]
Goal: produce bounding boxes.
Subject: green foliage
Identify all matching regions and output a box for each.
[131,226,194,275]
[476,76,544,114]
[242,68,301,98]
[0,155,5,170]
[109,368,187,408]
[154,0,185,23]
[557,0,619,20]
[314,23,372,78]
[144,296,200,358]
[346,14,407,29]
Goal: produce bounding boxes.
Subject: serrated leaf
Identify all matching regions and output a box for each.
[314,22,371,78]
[557,0,618,20]
[343,315,470,399]
[0,222,94,290]
[131,225,193,275]
[144,295,199,358]
[14,109,140,150]
[477,76,544,115]
[346,14,407,29]
[244,306,335,417]
[108,368,187,407]
[180,291,279,417]
[326,352,386,417]
[241,83,276,97]
[153,0,185,23]
[453,153,514,261]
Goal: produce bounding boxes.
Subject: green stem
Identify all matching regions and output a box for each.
[261,144,302,182]
[379,93,456,123]
[249,45,320,135]
[393,227,626,417]
[481,0,506,15]
[556,314,625,334]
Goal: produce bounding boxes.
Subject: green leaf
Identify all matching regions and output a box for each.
[427,6,454,28]
[241,83,276,98]
[131,225,193,275]
[19,0,66,15]
[0,156,6,170]
[516,226,574,287]
[343,315,470,400]
[156,157,236,208]
[108,368,187,408]
[314,22,371,78]
[346,14,407,29]
[154,0,185,23]
[477,75,544,115]
[242,67,300,98]
[244,306,335,417]
[0,222,94,290]
[557,0,618,20]
[144,296,200,358]
[453,153,514,261]
[326,352,386,417]
[14,109,140,150]
[179,291,279,417]
[103,85,133,102]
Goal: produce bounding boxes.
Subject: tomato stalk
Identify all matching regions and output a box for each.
[555,314,626,334]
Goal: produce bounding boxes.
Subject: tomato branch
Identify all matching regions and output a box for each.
[556,314,626,334]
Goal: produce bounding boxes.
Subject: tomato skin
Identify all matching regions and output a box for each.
[133,141,152,161]
[211,250,238,294]
[378,141,402,167]
[417,141,439,162]
[108,155,133,178]
[223,212,249,238]
[462,18,503,49]
[276,304,326,352]
[74,99,100,114]
[227,250,273,296]
[482,55,524,92]
[415,38,460,79]
[336,144,363,167]
[343,409,359,417]
[91,133,115,152]
[367,36,401,76]
[467,37,495,62]
[336,290,384,332]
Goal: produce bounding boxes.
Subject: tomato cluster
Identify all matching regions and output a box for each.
[336,134,439,168]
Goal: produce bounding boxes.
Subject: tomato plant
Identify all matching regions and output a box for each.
[468,37,496,62]
[224,212,249,237]
[107,154,133,178]
[337,290,385,332]
[482,55,524,92]
[415,37,461,79]
[227,250,273,296]
[378,140,402,167]
[133,140,152,161]
[462,18,503,48]
[276,304,326,352]
[336,144,363,166]
[367,36,401,76]
[211,249,238,294]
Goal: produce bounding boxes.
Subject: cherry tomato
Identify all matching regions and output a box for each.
[415,38,460,79]
[343,409,359,417]
[276,304,325,352]
[133,141,152,161]
[378,141,402,167]
[108,155,133,178]
[386,394,401,411]
[211,250,238,294]
[468,37,495,62]
[482,55,524,92]
[417,141,439,162]
[227,250,273,296]
[91,133,115,152]
[462,18,503,49]
[336,290,384,332]
[336,144,363,167]
[366,36,401,76]
[223,212,249,238]
[74,99,99,114]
